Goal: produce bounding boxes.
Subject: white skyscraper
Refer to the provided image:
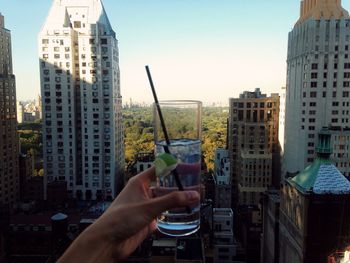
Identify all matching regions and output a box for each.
[39,0,124,200]
[284,0,350,179]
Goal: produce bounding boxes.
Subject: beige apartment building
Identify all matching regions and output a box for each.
[228,88,279,207]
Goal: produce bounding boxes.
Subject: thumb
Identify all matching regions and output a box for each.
[145,191,200,218]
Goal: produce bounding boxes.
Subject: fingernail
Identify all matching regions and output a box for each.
[186,191,199,201]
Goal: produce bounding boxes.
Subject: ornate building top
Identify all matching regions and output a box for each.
[40,0,114,36]
[296,0,350,25]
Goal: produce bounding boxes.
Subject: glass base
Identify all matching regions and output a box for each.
[157,221,200,237]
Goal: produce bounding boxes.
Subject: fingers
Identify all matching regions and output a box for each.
[143,190,200,218]
[131,166,156,185]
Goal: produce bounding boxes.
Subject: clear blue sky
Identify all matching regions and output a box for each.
[2,1,350,104]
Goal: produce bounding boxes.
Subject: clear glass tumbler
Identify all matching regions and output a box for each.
[153,100,202,236]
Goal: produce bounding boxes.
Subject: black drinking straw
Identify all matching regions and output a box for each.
[145,65,191,214]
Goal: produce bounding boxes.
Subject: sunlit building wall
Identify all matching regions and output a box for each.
[228,88,280,207]
[283,0,350,180]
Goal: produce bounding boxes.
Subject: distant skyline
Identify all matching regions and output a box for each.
[2,0,350,104]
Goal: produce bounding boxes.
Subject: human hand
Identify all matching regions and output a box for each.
[57,167,200,263]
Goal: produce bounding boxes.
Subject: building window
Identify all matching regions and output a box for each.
[74,21,81,28]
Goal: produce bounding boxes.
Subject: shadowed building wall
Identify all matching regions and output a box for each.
[0,12,19,206]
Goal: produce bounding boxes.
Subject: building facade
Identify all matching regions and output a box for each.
[283,0,350,179]
[279,128,350,263]
[39,0,124,200]
[213,148,231,208]
[260,190,280,263]
[278,87,286,155]
[0,13,19,206]
[16,101,23,124]
[213,208,236,263]
[228,88,280,207]
[17,97,42,123]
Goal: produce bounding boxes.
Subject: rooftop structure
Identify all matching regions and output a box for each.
[289,127,350,194]
[296,0,350,25]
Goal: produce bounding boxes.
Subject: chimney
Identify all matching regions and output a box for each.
[315,127,332,159]
[0,13,4,28]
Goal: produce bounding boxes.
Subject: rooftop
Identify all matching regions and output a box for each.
[296,0,350,25]
[290,127,350,195]
[213,208,233,217]
[40,0,115,36]
[290,159,350,194]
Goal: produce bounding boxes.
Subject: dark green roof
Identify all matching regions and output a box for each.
[289,158,350,195]
[290,158,331,192]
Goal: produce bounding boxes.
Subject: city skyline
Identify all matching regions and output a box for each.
[3,0,350,104]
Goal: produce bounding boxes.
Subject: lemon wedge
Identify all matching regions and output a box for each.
[154,153,178,178]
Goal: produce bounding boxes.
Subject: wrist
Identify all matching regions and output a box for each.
[58,223,114,263]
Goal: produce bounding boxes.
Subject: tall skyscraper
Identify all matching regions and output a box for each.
[284,0,350,179]
[39,0,124,200]
[0,13,19,205]
[228,88,279,207]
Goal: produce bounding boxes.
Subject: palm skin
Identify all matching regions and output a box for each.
[58,167,200,263]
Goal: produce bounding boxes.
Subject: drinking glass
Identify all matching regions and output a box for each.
[153,100,202,236]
